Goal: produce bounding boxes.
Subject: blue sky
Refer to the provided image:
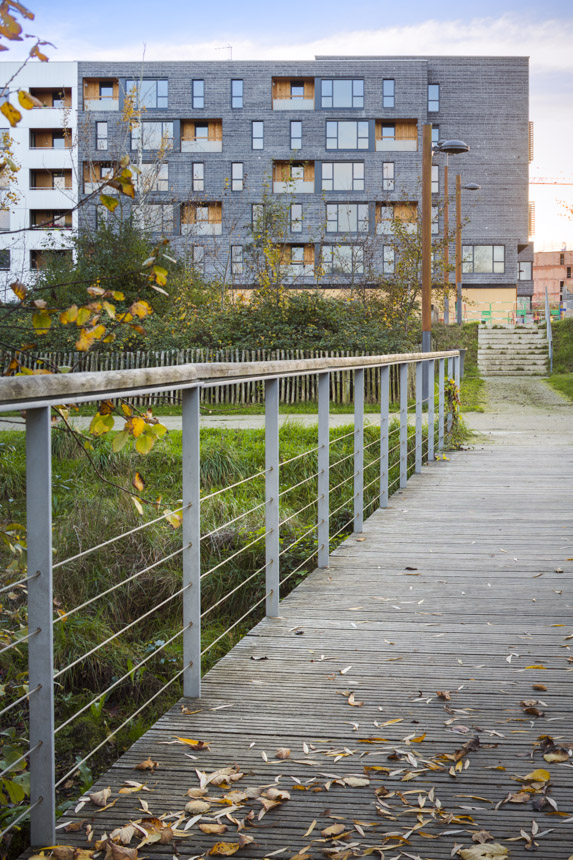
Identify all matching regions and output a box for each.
[8,0,573,248]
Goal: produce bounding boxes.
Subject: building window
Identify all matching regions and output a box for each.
[52,131,66,149]
[252,203,264,226]
[462,244,505,274]
[559,252,565,265]
[192,79,204,109]
[428,84,440,112]
[290,245,304,267]
[321,162,364,192]
[322,245,363,275]
[125,79,168,109]
[518,262,532,280]
[382,162,395,191]
[326,203,369,233]
[291,81,305,99]
[567,266,572,279]
[96,121,108,151]
[252,121,264,150]
[0,248,9,269]
[231,162,244,191]
[431,204,439,234]
[192,163,204,192]
[131,122,174,151]
[99,81,114,99]
[0,209,9,231]
[137,204,174,235]
[431,165,439,193]
[431,125,439,146]
[290,203,302,233]
[290,120,302,150]
[231,79,243,109]
[192,245,205,272]
[326,121,369,151]
[382,79,395,108]
[321,79,364,109]
[383,246,395,274]
[231,245,243,275]
[140,163,169,192]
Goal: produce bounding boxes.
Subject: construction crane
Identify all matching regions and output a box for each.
[530,177,573,185]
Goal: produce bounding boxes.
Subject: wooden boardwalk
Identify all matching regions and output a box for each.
[55,443,573,860]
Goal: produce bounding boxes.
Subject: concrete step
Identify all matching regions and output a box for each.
[482,370,547,376]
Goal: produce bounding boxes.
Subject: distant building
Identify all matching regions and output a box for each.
[0,55,531,323]
[533,249,573,316]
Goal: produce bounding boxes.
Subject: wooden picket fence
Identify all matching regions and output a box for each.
[1,347,410,406]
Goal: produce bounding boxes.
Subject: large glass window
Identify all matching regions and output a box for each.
[192,79,204,109]
[322,79,364,109]
[462,245,505,274]
[326,203,369,233]
[382,162,394,191]
[231,79,243,109]
[99,81,114,99]
[326,121,369,150]
[231,162,244,191]
[321,162,364,192]
[0,249,10,269]
[431,165,439,193]
[290,120,302,150]
[140,163,169,192]
[252,121,264,150]
[518,261,532,280]
[383,246,395,274]
[428,84,440,112]
[291,81,305,99]
[193,163,204,192]
[431,204,439,234]
[125,79,168,109]
[131,122,173,150]
[322,245,364,275]
[138,204,173,234]
[192,245,205,272]
[431,125,440,145]
[382,79,395,108]
[96,121,108,151]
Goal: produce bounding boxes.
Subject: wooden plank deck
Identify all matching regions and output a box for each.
[52,443,573,860]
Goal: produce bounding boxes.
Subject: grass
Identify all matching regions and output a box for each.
[2,411,464,852]
[545,372,573,402]
[552,317,573,373]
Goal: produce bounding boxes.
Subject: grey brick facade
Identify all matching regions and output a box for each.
[77,55,530,299]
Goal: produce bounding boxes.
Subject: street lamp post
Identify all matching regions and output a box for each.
[455,179,481,324]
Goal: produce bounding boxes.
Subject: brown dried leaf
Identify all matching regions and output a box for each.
[104,843,139,860]
[276,747,291,759]
[347,693,364,707]
[321,823,346,837]
[460,846,508,860]
[185,799,211,814]
[90,787,112,807]
[199,824,227,835]
[437,690,452,700]
[472,831,494,844]
[186,787,209,798]
[265,787,291,801]
[174,736,211,750]
[343,776,370,787]
[543,749,569,763]
[532,684,547,691]
[208,843,240,856]
[134,757,157,771]
[110,825,136,846]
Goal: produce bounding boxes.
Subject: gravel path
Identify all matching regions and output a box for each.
[462,376,573,447]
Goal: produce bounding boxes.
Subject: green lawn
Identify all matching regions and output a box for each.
[546,373,573,402]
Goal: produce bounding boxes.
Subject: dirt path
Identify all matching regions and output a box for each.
[462,376,573,446]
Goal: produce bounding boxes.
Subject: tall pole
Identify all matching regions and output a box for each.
[443,160,449,324]
[421,124,432,353]
[456,173,462,325]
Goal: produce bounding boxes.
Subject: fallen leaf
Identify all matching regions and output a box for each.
[460,845,508,860]
[520,768,551,783]
[90,788,111,807]
[532,684,547,692]
[276,748,291,760]
[437,690,451,700]
[543,749,569,763]
[321,823,347,837]
[135,758,158,771]
[174,737,211,750]
[104,843,138,860]
[472,831,494,844]
[343,776,370,787]
[347,693,364,707]
[185,800,211,814]
[110,826,136,845]
[209,843,240,856]
[200,824,227,835]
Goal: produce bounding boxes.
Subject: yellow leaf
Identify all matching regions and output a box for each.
[18,89,43,109]
[0,101,22,127]
[76,307,91,326]
[209,843,240,856]
[32,310,52,333]
[60,304,78,324]
[129,417,146,437]
[132,471,145,492]
[10,281,26,301]
[131,495,143,516]
[89,412,115,437]
[121,403,132,417]
[173,737,210,749]
[103,300,116,318]
[130,300,152,319]
[135,433,155,454]
[525,664,547,669]
[521,768,551,783]
[164,510,182,529]
[100,193,119,212]
[112,430,130,453]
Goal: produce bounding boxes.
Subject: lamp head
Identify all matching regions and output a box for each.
[435,139,470,155]
[464,182,481,191]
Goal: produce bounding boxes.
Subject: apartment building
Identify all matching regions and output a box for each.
[533,249,573,315]
[0,61,78,295]
[1,56,532,315]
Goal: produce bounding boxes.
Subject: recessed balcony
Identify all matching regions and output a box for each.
[31,210,72,230]
[273,161,315,194]
[376,202,418,234]
[272,78,314,111]
[375,120,418,152]
[83,78,119,111]
[30,169,73,191]
[181,203,222,236]
[181,120,222,153]
[29,88,72,109]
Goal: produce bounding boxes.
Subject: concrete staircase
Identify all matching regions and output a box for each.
[478,325,549,376]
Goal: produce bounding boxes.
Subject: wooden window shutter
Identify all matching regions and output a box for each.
[304,244,314,264]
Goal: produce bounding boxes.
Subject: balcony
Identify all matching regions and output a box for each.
[30,130,71,150]
[375,120,418,152]
[272,77,314,111]
[273,161,315,194]
[29,88,72,109]
[83,163,115,195]
[376,202,418,234]
[30,169,73,191]
[282,245,315,279]
[181,203,222,236]
[181,120,222,153]
[30,210,72,230]
[83,78,119,111]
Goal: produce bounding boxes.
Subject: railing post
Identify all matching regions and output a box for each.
[27,407,55,846]
[415,361,423,474]
[427,359,435,461]
[379,365,389,509]
[182,386,201,699]
[317,371,330,568]
[438,358,445,452]
[399,362,408,488]
[265,378,280,616]
[454,353,460,389]
[354,368,364,533]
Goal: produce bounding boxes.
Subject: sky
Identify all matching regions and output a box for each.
[10,0,573,251]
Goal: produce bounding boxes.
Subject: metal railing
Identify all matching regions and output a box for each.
[0,349,459,846]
